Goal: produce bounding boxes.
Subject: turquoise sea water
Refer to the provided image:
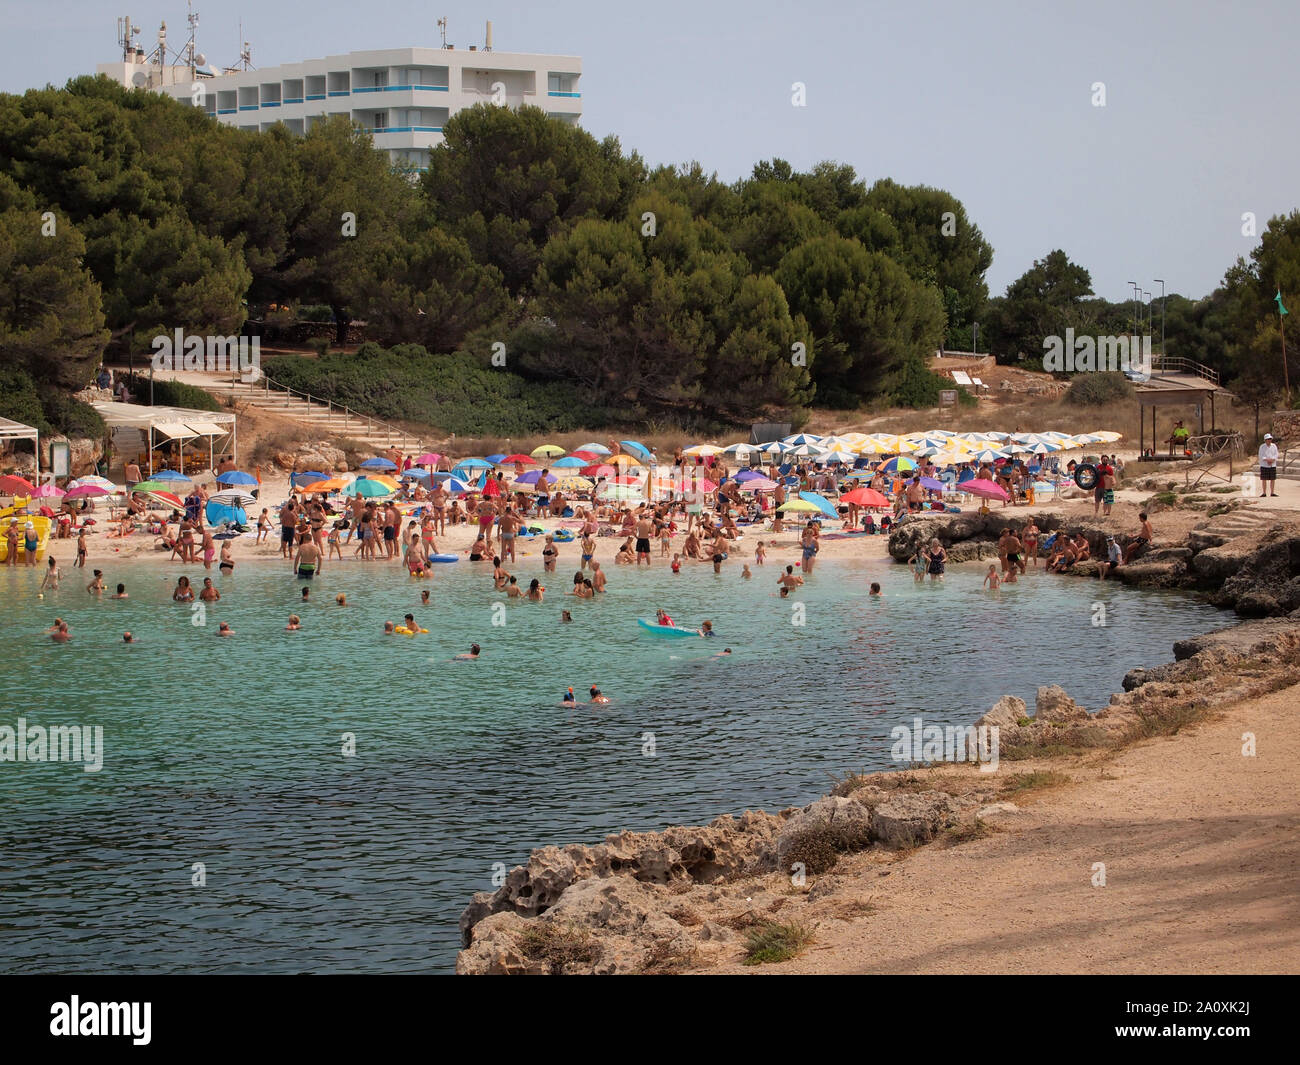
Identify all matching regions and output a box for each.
[0,550,1232,972]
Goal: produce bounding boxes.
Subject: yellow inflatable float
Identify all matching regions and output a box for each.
[0,505,51,563]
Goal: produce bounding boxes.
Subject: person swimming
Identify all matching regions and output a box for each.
[286,614,302,630]
[656,608,674,626]
[588,686,611,705]
[562,686,576,704]
[455,643,481,660]
[699,620,715,637]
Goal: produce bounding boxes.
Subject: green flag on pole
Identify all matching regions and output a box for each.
[1276,290,1289,316]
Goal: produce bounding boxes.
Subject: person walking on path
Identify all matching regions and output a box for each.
[1258,433,1280,497]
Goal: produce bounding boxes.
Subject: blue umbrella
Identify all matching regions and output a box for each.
[484,454,507,465]
[798,491,840,521]
[291,471,330,487]
[432,475,473,494]
[552,456,586,468]
[216,470,259,486]
[456,458,493,470]
[620,440,652,462]
[205,501,248,527]
[152,469,191,483]
[402,469,432,483]
[360,457,397,471]
[783,433,823,446]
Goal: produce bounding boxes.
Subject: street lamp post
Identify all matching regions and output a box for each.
[1128,281,1139,339]
[1153,279,1166,357]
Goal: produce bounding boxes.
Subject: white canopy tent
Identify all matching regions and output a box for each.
[0,416,40,480]
[90,401,236,476]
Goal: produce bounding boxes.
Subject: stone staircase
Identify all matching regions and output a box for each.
[159,371,427,453]
[1191,506,1284,549]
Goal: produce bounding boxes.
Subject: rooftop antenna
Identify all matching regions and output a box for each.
[117,15,141,61]
[437,16,451,49]
[186,0,200,74]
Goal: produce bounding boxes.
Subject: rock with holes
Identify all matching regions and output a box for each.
[775,796,874,871]
[980,695,1028,730]
[458,809,786,945]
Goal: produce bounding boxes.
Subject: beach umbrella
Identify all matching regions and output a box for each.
[684,443,725,457]
[608,454,643,468]
[152,469,191,483]
[959,478,1010,501]
[596,483,644,500]
[291,471,330,489]
[722,443,756,456]
[777,498,822,512]
[67,475,115,491]
[350,478,394,498]
[782,433,823,446]
[210,489,256,507]
[552,456,586,468]
[366,474,400,489]
[555,476,594,491]
[568,450,601,463]
[878,456,917,474]
[1091,430,1123,442]
[435,476,473,494]
[818,449,857,464]
[840,486,890,507]
[969,448,1010,463]
[785,443,827,458]
[31,484,65,498]
[360,456,398,471]
[216,470,259,486]
[918,476,946,492]
[297,477,351,493]
[733,469,767,481]
[619,440,652,461]
[142,490,185,510]
[402,469,432,484]
[64,484,111,500]
[575,443,612,455]
[414,452,442,466]
[798,491,840,520]
[735,476,778,491]
[516,470,558,486]
[755,441,788,455]
[129,480,170,493]
[531,444,566,458]
[0,475,36,495]
[498,453,537,466]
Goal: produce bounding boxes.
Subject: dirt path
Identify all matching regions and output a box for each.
[709,684,1300,974]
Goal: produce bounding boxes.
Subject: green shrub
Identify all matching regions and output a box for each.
[887,355,947,408]
[123,375,222,412]
[1064,371,1135,406]
[39,390,106,438]
[0,367,49,434]
[742,922,813,965]
[956,385,978,407]
[263,343,621,436]
[297,304,335,323]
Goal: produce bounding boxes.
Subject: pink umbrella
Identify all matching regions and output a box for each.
[959,478,1009,501]
[415,453,442,466]
[32,484,66,498]
[736,477,778,491]
[65,484,112,499]
[841,486,891,507]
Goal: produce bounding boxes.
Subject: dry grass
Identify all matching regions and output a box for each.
[1001,770,1071,796]
[515,922,599,974]
[742,921,815,965]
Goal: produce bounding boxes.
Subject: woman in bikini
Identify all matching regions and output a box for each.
[172,575,195,602]
[219,541,235,575]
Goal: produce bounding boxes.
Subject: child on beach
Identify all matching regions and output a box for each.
[869,582,882,596]
[40,557,61,590]
[909,550,928,583]
[755,541,766,566]
[327,523,343,560]
[741,564,752,579]
[984,565,1001,590]
[256,509,271,544]
[75,528,88,568]
[671,553,681,573]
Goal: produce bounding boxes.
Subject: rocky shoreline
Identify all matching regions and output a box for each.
[455,518,1300,975]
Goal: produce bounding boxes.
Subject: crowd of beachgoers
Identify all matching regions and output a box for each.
[4,427,1178,673]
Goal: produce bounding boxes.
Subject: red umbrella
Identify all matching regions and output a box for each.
[0,475,36,495]
[499,454,536,465]
[840,486,891,507]
[569,450,600,462]
[959,478,1009,501]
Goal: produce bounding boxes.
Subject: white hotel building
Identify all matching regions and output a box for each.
[97,44,582,170]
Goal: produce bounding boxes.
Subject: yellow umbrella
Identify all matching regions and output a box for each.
[531,444,566,458]
[555,476,594,491]
[296,477,351,493]
[609,454,643,468]
[683,443,725,457]
[1092,431,1123,442]
[777,498,822,512]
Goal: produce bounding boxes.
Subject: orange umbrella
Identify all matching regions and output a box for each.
[296,478,351,493]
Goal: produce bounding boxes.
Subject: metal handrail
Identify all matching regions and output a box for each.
[1151,355,1220,385]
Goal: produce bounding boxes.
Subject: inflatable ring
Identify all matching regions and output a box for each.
[1073,463,1099,491]
[394,626,428,635]
[554,530,575,542]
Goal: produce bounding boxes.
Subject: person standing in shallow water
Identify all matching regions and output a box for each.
[927,538,947,581]
[800,521,820,575]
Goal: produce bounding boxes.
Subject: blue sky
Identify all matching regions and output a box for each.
[11,0,1296,303]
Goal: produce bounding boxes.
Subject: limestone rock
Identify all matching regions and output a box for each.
[870,792,960,847]
[978,695,1028,730]
[776,796,873,869]
[1192,540,1255,580]
[1035,685,1089,723]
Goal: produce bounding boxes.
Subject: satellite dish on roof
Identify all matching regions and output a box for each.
[131,71,148,87]
[194,52,206,66]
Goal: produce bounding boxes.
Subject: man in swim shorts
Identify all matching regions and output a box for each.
[279,501,297,558]
[498,506,521,563]
[293,531,322,578]
[634,514,654,566]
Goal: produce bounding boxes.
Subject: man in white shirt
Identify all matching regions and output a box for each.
[1258,433,1280,497]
